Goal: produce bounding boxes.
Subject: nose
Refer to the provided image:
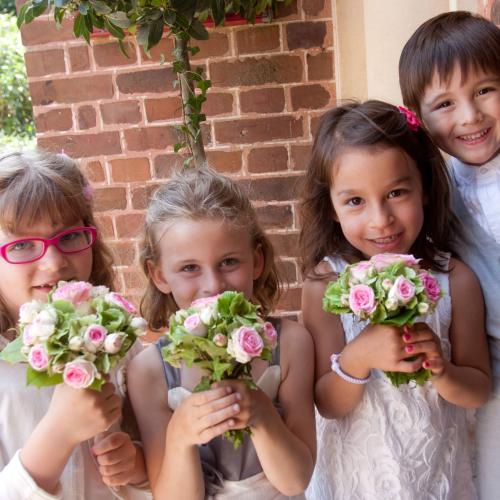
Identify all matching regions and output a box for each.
[460,100,482,126]
[202,269,226,296]
[368,202,394,229]
[37,244,68,272]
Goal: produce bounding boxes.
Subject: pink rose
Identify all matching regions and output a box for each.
[420,272,441,302]
[63,359,96,389]
[83,325,107,353]
[104,332,126,354]
[183,314,208,337]
[262,321,278,348]
[349,284,376,317]
[371,253,420,271]
[28,344,49,371]
[213,333,228,347]
[192,295,220,309]
[105,293,137,314]
[53,281,92,307]
[227,326,264,363]
[349,261,375,283]
[388,276,416,305]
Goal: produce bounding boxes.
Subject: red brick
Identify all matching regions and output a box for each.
[37,132,122,157]
[286,21,327,50]
[303,0,331,18]
[240,175,303,202]
[307,52,334,81]
[140,37,174,64]
[24,49,65,77]
[20,18,75,46]
[275,0,300,20]
[131,183,161,210]
[210,55,303,87]
[94,41,137,67]
[291,83,332,110]
[276,286,301,311]
[235,25,280,54]
[215,116,303,144]
[34,108,72,133]
[256,204,293,229]
[192,32,230,59]
[30,75,114,105]
[78,105,96,129]
[269,232,299,257]
[109,241,137,266]
[206,150,242,173]
[291,144,312,171]
[240,87,285,114]
[204,92,233,116]
[110,158,151,182]
[277,260,298,284]
[124,126,178,151]
[115,213,146,238]
[153,154,184,178]
[116,68,176,94]
[122,269,147,290]
[93,187,128,211]
[101,101,142,124]
[145,97,182,122]
[94,213,114,239]
[69,45,90,72]
[82,160,106,183]
[247,146,288,173]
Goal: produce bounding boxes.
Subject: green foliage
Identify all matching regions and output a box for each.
[0,14,34,146]
[0,0,15,14]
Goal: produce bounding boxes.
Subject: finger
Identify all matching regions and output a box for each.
[99,460,132,478]
[423,358,445,375]
[199,400,241,429]
[199,392,242,415]
[396,356,424,373]
[93,432,128,457]
[192,386,233,406]
[404,341,441,357]
[101,469,133,487]
[198,418,235,444]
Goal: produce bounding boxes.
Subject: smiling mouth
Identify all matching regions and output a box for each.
[457,128,490,143]
[370,233,402,245]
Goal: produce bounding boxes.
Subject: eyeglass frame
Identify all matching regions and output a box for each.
[0,226,97,265]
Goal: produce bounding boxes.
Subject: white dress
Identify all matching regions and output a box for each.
[306,256,476,500]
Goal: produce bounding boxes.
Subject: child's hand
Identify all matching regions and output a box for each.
[93,431,138,486]
[168,387,241,447]
[47,382,121,447]
[212,380,273,430]
[402,323,446,377]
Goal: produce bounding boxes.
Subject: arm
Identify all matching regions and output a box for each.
[127,346,239,499]
[408,258,491,408]
[19,382,121,495]
[302,271,424,419]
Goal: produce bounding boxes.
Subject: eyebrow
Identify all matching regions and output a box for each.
[336,176,412,197]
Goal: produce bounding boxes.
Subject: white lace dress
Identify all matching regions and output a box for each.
[306,256,476,500]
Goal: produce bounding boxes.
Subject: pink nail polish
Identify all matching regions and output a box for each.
[403,333,411,342]
[423,361,430,369]
[405,345,414,353]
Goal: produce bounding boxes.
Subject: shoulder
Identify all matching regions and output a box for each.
[448,257,484,303]
[128,342,167,390]
[278,319,313,368]
[302,261,336,301]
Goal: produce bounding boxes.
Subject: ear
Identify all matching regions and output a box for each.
[146,260,171,295]
[252,244,265,281]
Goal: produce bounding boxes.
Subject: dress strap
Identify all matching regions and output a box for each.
[323,255,345,274]
[155,337,181,389]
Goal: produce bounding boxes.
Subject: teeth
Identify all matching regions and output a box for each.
[459,129,488,141]
[373,235,398,243]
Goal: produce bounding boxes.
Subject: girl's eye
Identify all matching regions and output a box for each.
[181,264,198,273]
[388,189,405,199]
[435,100,452,110]
[346,197,363,207]
[477,87,495,96]
[10,241,34,252]
[221,257,239,267]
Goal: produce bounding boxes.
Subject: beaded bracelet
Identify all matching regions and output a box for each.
[330,353,371,385]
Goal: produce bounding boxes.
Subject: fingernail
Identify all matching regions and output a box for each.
[403,325,410,335]
[228,419,234,427]
[232,404,240,412]
[403,333,411,342]
[405,345,414,353]
[423,361,430,369]
[235,392,242,400]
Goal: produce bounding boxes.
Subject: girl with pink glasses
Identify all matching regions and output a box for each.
[0,150,150,499]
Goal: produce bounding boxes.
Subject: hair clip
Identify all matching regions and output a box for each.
[397,106,421,132]
[82,184,93,201]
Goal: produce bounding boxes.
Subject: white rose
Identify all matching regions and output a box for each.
[183,314,208,337]
[199,305,217,325]
[104,333,126,354]
[91,285,110,298]
[385,298,399,311]
[130,317,148,336]
[19,301,43,324]
[69,336,84,351]
[418,302,429,314]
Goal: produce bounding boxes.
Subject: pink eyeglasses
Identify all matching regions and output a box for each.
[0,226,97,264]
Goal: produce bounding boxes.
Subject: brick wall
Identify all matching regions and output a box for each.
[20,0,336,318]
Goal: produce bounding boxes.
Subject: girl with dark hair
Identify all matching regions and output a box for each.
[300,101,490,500]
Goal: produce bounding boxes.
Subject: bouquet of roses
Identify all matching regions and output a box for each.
[0,281,147,390]
[163,291,278,448]
[323,254,442,387]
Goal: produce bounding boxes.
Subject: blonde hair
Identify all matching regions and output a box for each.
[140,167,281,330]
[0,150,115,331]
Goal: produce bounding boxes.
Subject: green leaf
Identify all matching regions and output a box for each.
[187,19,209,40]
[103,18,125,40]
[0,335,25,364]
[88,0,112,15]
[26,366,63,388]
[147,17,165,51]
[210,0,225,26]
[107,12,131,29]
[136,24,150,50]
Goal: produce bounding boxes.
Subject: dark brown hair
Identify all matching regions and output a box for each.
[299,100,458,277]
[0,150,115,331]
[399,11,500,113]
[140,167,281,330]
